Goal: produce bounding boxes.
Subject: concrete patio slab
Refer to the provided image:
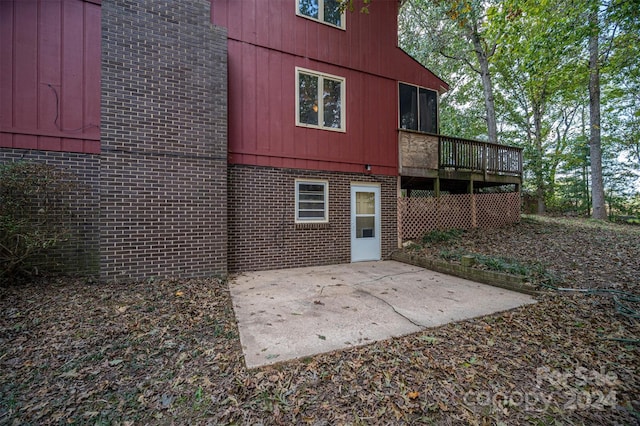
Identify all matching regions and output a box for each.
[230,260,536,368]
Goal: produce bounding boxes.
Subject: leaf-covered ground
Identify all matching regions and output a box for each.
[1,216,638,425]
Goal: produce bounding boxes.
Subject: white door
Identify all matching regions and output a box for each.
[351,184,381,262]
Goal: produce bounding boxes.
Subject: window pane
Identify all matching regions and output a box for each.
[299,201,325,209]
[419,88,438,134]
[297,181,327,221]
[299,183,324,192]
[399,83,418,130]
[299,210,325,218]
[356,216,375,238]
[298,0,319,19]
[299,73,319,126]
[356,192,375,215]
[299,193,324,201]
[324,0,342,26]
[323,78,342,128]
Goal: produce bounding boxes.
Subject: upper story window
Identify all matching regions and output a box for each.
[399,82,438,134]
[296,67,346,132]
[296,0,345,29]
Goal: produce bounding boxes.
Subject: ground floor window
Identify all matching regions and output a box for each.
[295,179,329,223]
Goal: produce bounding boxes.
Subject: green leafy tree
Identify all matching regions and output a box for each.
[399,0,502,142]
[355,0,640,214]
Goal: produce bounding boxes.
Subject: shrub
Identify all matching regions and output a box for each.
[0,162,77,284]
[421,228,463,245]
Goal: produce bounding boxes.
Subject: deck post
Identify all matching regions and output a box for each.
[482,143,488,181]
[470,179,477,228]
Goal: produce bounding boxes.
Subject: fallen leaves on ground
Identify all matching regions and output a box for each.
[1,216,638,424]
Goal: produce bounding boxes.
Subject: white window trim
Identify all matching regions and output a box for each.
[296,67,346,133]
[295,179,329,223]
[398,81,439,134]
[295,0,346,30]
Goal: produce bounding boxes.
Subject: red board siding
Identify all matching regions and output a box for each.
[212,0,447,90]
[0,0,101,154]
[212,0,447,176]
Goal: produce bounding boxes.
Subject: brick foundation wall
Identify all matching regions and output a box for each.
[228,165,398,272]
[101,0,228,280]
[0,149,101,275]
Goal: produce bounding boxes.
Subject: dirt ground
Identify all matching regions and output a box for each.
[1,215,638,425]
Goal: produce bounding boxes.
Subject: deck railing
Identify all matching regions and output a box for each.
[439,135,522,176]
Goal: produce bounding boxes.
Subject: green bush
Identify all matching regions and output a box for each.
[0,162,77,284]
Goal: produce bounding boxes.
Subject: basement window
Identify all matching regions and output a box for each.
[295,179,329,223]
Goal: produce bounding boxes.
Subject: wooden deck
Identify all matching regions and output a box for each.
[398,130,522,190]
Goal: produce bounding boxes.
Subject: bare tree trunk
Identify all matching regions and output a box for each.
[470,31,498,143]
[589,9,607,220]
[533,101,546,214]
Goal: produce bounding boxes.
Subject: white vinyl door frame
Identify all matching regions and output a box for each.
[350,183,381,262]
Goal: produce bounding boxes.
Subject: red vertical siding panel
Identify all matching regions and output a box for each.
[344,70,362,163]
[84,141,101,154]
[84,1,101,141]
[267,50,283,158]
[369,75,384,165]
[0,1,14,136]
[358,10,370,72]
[14,134,37,150]
[13,1,38,130]
[255,47,269,154]
[372,9,385,75]
[40,135,62,152]
[339,70,353,163]
[267,0,282,50]
[61,1,84,134]
[339,13,351,67]
[317,26,330,63]
[210,0,228,27]
[38,0,62,134]
[2,0,101,154]
[281,2,296,55]
[385,82,399,165]
[362,75,375,167]
[292,128,308,160]
[0,133,12,147]
[227,0,241,40]
[255,0,270,47]
[306,21,319,63]
[293,15,307,58]
[280,55,296,162]
[61,137,82,152]
[375,74,386,164]
[241,0,256,45]
[378,81,393,167]
[227,41,243,156]
[241,42,257,154]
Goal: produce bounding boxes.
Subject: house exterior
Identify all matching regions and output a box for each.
[212,0,452,271]
[0,0,522,281]
[1,0,228,280]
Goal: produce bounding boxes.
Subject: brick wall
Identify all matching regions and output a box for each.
[0,149,100,275]
[101,0,228,280]
[228,165,398,272]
